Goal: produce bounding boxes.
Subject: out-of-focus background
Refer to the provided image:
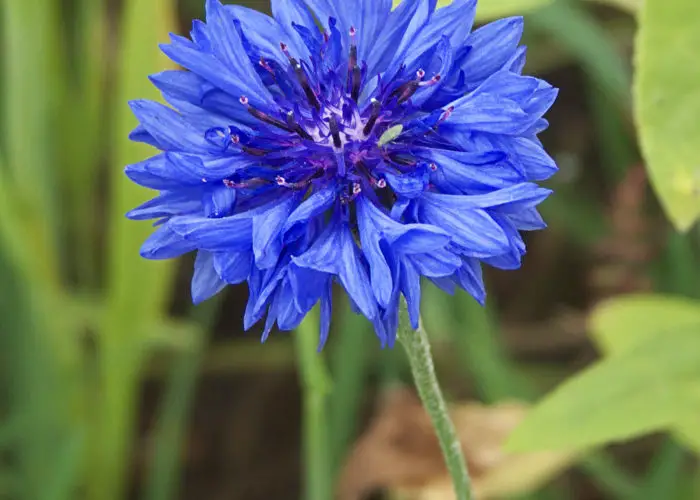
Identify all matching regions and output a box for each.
[1,0,699,499]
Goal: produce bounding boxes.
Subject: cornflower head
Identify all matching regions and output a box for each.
[126,0,558,348]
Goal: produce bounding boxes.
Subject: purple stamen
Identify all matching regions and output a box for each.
[329,116,342,149]
[363,98,382,136]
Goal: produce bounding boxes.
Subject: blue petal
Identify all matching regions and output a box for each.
[462,182,553,212]
[126,154,183,190]
[456,259,486,305]
[406,0,476,68]
[149,70,258,125]
[303,0,349,35]
[283,185,337,239]
[407,247,461,277]
[418,148,524,191]
[293,217,378,320]
[510,137,558,181]
[474,71,541,103]
[355,0,393,63]
[400,260,422,330]
[276,282,307,330]
[317,281,333,350]
[443,93,534,135]
[127,190,202,220]
[226,4,292,63]
[244,268,268,330]
[165,152,254,184]
[411,36,454,108]
[482,215,526,270]
[505,46,528,74]
[419,194,510,257]
[202,184,237,218]
[508,207,547,231]
[271,0,318,60]
[203,0,273,103]
[214,250,252,284]
[129,100,212,153]
[524,83,559,119]
[252,195,298,269]
[140,225,197,260]
[379,0,433,79]
[383,170,429,198]
[357,199,394,307]
[460,17,524,85]
[160,37,270,109]
[289,265,331,313]
[359,198,451,253]
[192,250,227,304]
[129,124,160,149]
[168,214,253,251]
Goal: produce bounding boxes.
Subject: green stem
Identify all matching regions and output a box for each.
[294,308,332,500]
[397,300,472,500]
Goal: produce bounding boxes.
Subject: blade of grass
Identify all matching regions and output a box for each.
[528,0,631,108]
[452,292,533,402]
[91,0,178,498]
[656,231,699,298]
[0,231,63,500]
[328,298,372,477]
[60,0,109,288]
[144,297,223,500]
[636,437,686,500]
[578,454,639,498]
[586,74,638,184]
[0,0,63,286]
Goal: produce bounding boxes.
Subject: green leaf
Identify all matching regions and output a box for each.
[675,416,700,454]
[506,327,700,452]
[585,0,639,14]
[590,294,700,356]
[474,0,553,20]
[635,0,700,231]
[591,294,700,456]
[392,0,553,19]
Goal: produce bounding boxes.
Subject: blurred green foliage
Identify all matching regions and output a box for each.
[0,0,698,499]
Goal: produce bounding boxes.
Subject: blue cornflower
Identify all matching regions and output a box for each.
[126,0,558,348]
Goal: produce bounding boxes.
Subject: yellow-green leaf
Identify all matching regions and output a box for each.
[392,0,553,20]
[635,0,700,231]
[590,294,700,356]
[506,327,700,452]
[474,0,553,21]
[590,294,700,456]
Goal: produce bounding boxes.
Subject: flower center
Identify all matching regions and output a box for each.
[205,23,441,206]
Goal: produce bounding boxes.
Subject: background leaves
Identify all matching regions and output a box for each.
[635,0,700,231]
